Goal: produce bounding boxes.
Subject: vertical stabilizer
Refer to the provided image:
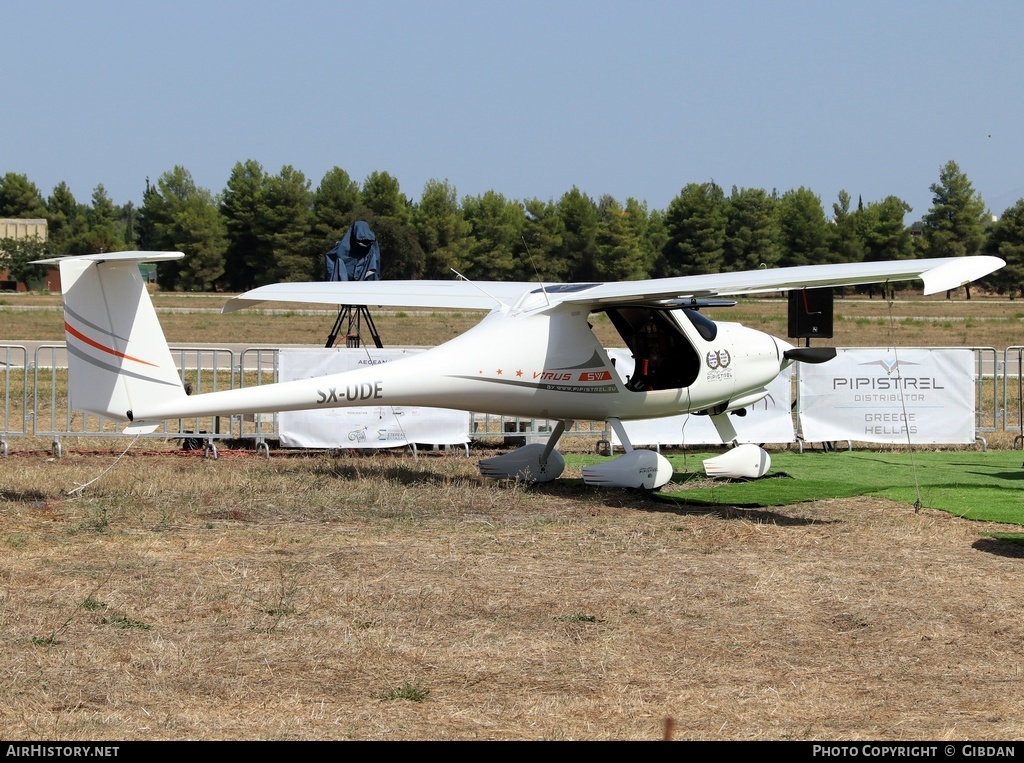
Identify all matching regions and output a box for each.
[40,252,188,422]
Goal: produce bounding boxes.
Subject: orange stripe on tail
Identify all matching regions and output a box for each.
[65,322,159,367]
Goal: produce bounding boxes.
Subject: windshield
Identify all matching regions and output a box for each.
[681,308,718,341]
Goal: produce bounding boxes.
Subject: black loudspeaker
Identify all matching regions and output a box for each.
[788,287,834,339]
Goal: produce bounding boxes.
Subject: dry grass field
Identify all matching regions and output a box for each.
[2,287,1023,740]
[3,452,1024,741]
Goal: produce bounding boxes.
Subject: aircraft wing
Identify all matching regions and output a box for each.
[223,256,1003,313]
[550,256,1005,307]
[222,279,535,313]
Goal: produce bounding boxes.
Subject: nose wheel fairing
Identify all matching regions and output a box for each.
[702,443,772,479]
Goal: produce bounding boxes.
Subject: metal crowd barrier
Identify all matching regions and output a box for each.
[941,346,1000,435]
[0,344,27,456]
[1,343,1020,456]
[1006,346,1024,447]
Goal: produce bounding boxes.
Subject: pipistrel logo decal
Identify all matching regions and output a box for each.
[858,359,918,375]
[832,357,941,396]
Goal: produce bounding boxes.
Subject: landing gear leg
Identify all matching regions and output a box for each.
[704,412,771,479]
[477,419,571,483]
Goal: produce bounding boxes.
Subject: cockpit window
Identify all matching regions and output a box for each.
[682,308,718,341]
[529,283,600,294]
[600,306,702,391]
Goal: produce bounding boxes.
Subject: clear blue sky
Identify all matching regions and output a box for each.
[3,0,1022,223]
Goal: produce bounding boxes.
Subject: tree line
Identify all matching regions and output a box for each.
[1,159,1021,295]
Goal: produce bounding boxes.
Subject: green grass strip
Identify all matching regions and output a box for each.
[567,450,1024,524]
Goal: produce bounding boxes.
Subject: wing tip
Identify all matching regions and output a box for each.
[919,255,1005,295]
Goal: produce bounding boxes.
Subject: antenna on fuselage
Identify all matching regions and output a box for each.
[451,269,509,309]
[520,231,551,307]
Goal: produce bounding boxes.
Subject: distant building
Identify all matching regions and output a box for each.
[1,218,48,241]
[0,218,50,290]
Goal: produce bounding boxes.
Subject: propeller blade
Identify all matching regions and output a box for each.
[783,346,837,364]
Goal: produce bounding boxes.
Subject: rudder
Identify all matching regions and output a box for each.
[38,252,187,423]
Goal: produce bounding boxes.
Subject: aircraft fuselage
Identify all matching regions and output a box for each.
[129,300,789,426]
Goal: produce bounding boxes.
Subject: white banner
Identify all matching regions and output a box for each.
[606,349,795,446]
[278,348,470,448]
[798,348,975,444]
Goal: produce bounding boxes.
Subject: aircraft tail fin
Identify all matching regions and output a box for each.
[36,252,188,423]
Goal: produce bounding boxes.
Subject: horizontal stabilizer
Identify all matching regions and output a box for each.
[32,251,184,266]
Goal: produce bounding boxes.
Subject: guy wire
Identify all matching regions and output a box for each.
[357,342,413,457]
[885,282,923,512]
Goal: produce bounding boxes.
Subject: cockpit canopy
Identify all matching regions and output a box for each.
[602,306,718,391]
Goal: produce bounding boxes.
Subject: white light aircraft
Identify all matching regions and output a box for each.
[36,252,1003,489]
